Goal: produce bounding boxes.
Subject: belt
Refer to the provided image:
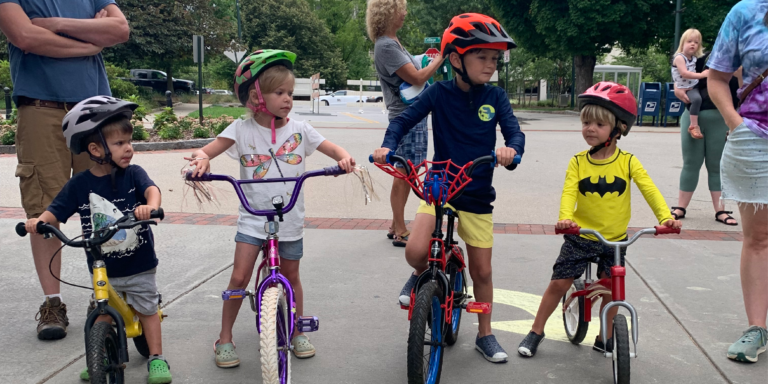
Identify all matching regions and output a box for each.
[17,96,78,110]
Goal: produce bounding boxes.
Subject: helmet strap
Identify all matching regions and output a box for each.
[247,80,279,144]
[88,130,119,191]
[588,125,621,156]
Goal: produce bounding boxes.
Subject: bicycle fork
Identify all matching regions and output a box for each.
[599,246,639,359]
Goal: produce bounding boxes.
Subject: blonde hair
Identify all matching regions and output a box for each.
[366,0,407,41]
[676,28,704,57]
[580,104,627,134]
[246,65,295,117]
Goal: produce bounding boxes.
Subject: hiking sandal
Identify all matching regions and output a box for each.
[716,211,738,226]
[392,230,410,247]
[670,206,687,220]
[214,339,240,368]
[688,124,704,139]
[291,335,316,358]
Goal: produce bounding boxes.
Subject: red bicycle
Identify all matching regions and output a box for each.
[370,151,519,384]
[555,225,680,384]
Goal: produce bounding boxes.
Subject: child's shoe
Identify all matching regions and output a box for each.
[291,335,316,358]
[398,273,419,306]
[214,339,240,368]
[147,356,172,384]
[727,325,767,363]
[79,368,88,381]
[475,334,508,363]
[688,125,704,139]
[593,335,613,353]
[517,331,545,357]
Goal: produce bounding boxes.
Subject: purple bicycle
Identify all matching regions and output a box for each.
[185,164,346,384]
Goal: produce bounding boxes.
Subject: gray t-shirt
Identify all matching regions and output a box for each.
[374,36,421,120]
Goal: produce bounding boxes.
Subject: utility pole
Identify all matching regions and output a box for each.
[673,0,683,54]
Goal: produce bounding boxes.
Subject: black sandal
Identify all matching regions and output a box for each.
[670,206,687,219]
[387,227,395,240]
[715,211,738,226]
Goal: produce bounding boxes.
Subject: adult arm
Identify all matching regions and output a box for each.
[0,3,102,58]
[709,69,743,130]
[380,88,435,151]
[674,55,708,80]
[394,56,446,87]
[31,4,129,47]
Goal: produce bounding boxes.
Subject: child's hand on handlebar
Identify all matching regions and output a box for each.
[495,147,517,167]
[134,205,159,221]
[372,148,391,164]
[337,157,356,174]
[184,150,211,177]
[556,219,578,230]
[662,218,682,230]
[25,218,41,234]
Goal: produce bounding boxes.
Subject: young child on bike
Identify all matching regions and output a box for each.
[517,82,682,358]
[186,49,355,366]
[24,96,171,384]
[372,13,523,363]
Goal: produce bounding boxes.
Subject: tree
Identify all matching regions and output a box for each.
[0,33,7,61]
[241,0,347,89]
[610,47,672,84]
[310,0,373,80]
[103,0,234,93]
[492,0,670,98]
[409,0,495,38]
[652,0,740,55]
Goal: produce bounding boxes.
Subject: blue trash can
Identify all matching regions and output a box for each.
[638,82,662,126]
[663,82,684,127]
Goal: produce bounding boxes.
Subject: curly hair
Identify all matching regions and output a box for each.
[366,0,407,42]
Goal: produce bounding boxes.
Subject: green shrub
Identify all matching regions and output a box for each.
[153,107,178,130]
[213,120,229,136]
[158,124,182,140]
[193,125,211,139]
[105,63,138,99]
[178,118,193,131]
[1,125,15,145]
[126,95,148,121]
[132,120,149,141]
[0,60,12,90]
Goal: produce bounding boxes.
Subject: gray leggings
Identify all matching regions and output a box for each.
[687,87,703,115]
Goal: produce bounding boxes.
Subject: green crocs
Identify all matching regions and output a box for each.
[214,339,240,368]
[79,367,88,381]
[727,325,767,363]
[147,357,172,384]
[291,335,316,359]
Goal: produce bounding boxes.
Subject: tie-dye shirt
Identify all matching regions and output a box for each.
[708,0,768,139]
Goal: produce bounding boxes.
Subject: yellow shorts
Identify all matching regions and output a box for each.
[416,200,494,248]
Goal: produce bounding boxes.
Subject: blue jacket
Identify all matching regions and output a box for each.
[381,80,525,214]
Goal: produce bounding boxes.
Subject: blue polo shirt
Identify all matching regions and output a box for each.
[0,0,115,104]
[381,80,525,214]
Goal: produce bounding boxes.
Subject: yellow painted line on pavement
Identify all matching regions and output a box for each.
[340,112,380,124]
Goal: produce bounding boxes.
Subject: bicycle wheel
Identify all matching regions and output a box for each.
[612,314,630,384]
[259,287,291,384]
[86,321,124,384]
[562,280,589,344]
[132,334,150,358]
[444,262,466,346]
[407,281,444,384]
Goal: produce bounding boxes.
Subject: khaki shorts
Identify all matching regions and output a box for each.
[15,105,94,219]
[416,200,494,248]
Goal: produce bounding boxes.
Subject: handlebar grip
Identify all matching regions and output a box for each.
[15,222,27,237]
[368,151,394,165]
[184,170,212,182]
[323,165,346,176]
[368,154,374,163]
[654,225,681,236]
[150,208,164,221]
[555,226,581,235]
[513,155,522,164]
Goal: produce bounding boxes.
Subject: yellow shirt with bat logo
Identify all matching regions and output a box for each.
[558,148,673,242]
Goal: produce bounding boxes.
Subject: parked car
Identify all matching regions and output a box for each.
[366,95,384,103]
[211,89,233,95]
[318,90,365,106]
[123,69,195,95]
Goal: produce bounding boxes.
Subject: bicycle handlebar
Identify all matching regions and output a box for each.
[554,225,681,246]
[184,165,347,218]
[368,151,521,175]
[15,209,165,248]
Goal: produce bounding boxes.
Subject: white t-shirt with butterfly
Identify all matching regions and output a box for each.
[219,118,326,241]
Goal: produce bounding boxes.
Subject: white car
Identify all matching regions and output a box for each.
[318,90,365,106]
[211,89,233,95]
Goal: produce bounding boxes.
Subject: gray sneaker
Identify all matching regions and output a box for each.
[398,273,419,306]
[727,325,767,363]
[476,334,508,363]
[36,297,69,340]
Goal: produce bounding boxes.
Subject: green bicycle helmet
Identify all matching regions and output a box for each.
[234,49,296,106]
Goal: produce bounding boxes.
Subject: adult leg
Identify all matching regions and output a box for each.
[739,204,768,329]
[699,110,738,224]
[390,174,410,242]
[675,110,704,218]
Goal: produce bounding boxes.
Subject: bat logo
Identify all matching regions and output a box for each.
[578,176,627,197]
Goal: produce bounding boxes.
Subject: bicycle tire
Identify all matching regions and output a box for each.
[562,280,589,344]
[444,262,466,346]
[612,314,631,384]
[86,321,124,384]
[259,287,291,384]
[132,334,150,358]
[407,281,444,384]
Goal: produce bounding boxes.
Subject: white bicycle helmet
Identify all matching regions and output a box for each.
[62,96,137,155]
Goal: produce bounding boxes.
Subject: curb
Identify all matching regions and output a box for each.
[1,138,214,155]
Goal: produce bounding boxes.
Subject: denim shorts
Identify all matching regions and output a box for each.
[721,122,768,206]
[395,117,428,166]
[234,232,304,260]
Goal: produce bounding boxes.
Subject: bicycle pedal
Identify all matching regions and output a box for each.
[296,316,319,332]
[400,305,409,310]
[465,302,491,314]
[222,289,247,300]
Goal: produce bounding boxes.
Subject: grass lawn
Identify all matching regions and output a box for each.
[188,106,245,119]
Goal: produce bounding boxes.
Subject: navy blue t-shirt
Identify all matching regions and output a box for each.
[381,80,525,214]
[0,0,115,104]
[47,165,159,278]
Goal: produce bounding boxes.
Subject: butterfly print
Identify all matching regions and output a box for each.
[240,133,303,179]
